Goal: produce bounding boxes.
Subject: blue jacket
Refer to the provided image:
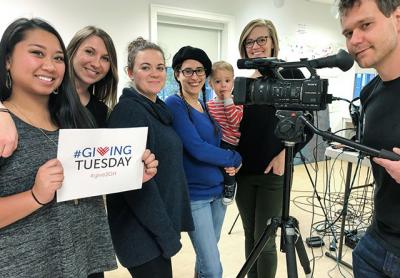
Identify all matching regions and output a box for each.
[165,94,242,200]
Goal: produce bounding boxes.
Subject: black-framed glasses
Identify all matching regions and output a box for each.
[244,36,270,49]
[180,67,206,77]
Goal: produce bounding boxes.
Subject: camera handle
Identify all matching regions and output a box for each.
[299,115,400,161]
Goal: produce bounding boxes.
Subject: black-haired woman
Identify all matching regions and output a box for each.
[165,46,242,278]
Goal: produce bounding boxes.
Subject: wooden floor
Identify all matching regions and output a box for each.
[106,160,374,278]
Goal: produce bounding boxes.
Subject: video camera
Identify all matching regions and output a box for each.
[233,49,354,111]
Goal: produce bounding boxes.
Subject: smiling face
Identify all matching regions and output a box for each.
[245,25,274,58]
[72,35,111,91]
[341,0,400,73]
[6,28,65,98]
[128,49,166,101]
[176,59,206,98]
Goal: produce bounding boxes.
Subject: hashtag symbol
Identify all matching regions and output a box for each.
[74,150,81,158]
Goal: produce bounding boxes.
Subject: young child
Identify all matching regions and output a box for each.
[207,61,243,205]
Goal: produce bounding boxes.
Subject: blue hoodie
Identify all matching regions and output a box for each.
[165,94,242,200]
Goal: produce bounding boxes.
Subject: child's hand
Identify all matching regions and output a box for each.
[222,90,233,100]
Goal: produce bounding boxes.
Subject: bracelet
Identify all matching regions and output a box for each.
[0,108,10,113]
[31,189,46,206]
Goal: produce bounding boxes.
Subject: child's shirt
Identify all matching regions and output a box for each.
[207,97,243,146]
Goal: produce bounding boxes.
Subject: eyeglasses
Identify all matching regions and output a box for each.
[244,36,270,49]
[180,67,206,77]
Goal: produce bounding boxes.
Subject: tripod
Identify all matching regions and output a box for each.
[236,110,400,278]
[237,111,312,278]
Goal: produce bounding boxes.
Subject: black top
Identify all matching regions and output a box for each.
[86,95,108,128]
[106,87,194,267]
[237,104,284,175]
[360,75,400,256]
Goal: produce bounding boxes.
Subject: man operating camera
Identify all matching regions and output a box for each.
[340,0,400,276]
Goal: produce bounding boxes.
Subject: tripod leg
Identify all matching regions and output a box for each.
[236,218,280,278]
[295,233,312,277]
[228,213,240,235]
[283,225,299,278]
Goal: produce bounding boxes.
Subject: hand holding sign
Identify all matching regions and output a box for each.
[32,159,64,205]
[142,149,158,183]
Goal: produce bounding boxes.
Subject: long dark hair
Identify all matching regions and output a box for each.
[67,26,118,109]
[0,17,94,128]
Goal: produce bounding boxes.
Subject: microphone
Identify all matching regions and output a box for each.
[308,49,354,71]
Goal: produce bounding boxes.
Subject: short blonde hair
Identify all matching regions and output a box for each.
[210,61,234,80]
[238,19,279,59]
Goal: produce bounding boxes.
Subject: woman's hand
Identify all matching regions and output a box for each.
[264,149,285,176]
[373,147,400,184]
[32,159,64,205]
[142,149,158,183]
[0,108,18,157]
[225,163,242,176]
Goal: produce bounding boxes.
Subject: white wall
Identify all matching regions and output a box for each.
[0,0,354,132]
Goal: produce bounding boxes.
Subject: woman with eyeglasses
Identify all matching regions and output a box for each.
[165,46,242,278]
[235,19,299,278]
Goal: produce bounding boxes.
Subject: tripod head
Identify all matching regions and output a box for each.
[275,111,311,144]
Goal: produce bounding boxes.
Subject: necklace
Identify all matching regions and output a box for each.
[179,93,204,112]
[8,102,58,149]
[8,101,81,205]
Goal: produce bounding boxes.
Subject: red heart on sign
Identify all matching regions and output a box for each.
[97,147,109,156]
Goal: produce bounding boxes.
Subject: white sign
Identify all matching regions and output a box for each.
[56,127,148,202]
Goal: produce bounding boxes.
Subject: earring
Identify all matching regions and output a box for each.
[92,84,96,95]
[53,88,59,95]
[6,71,12,89]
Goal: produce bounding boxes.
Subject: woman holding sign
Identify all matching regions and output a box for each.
[106,37,194,278]
[0,18,158,277]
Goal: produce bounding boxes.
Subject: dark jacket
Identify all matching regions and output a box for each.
[106,87,194,267]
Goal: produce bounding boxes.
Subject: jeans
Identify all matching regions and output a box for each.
[188,197,227,278]
[236,173,284,278]
[353,231,400,278]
